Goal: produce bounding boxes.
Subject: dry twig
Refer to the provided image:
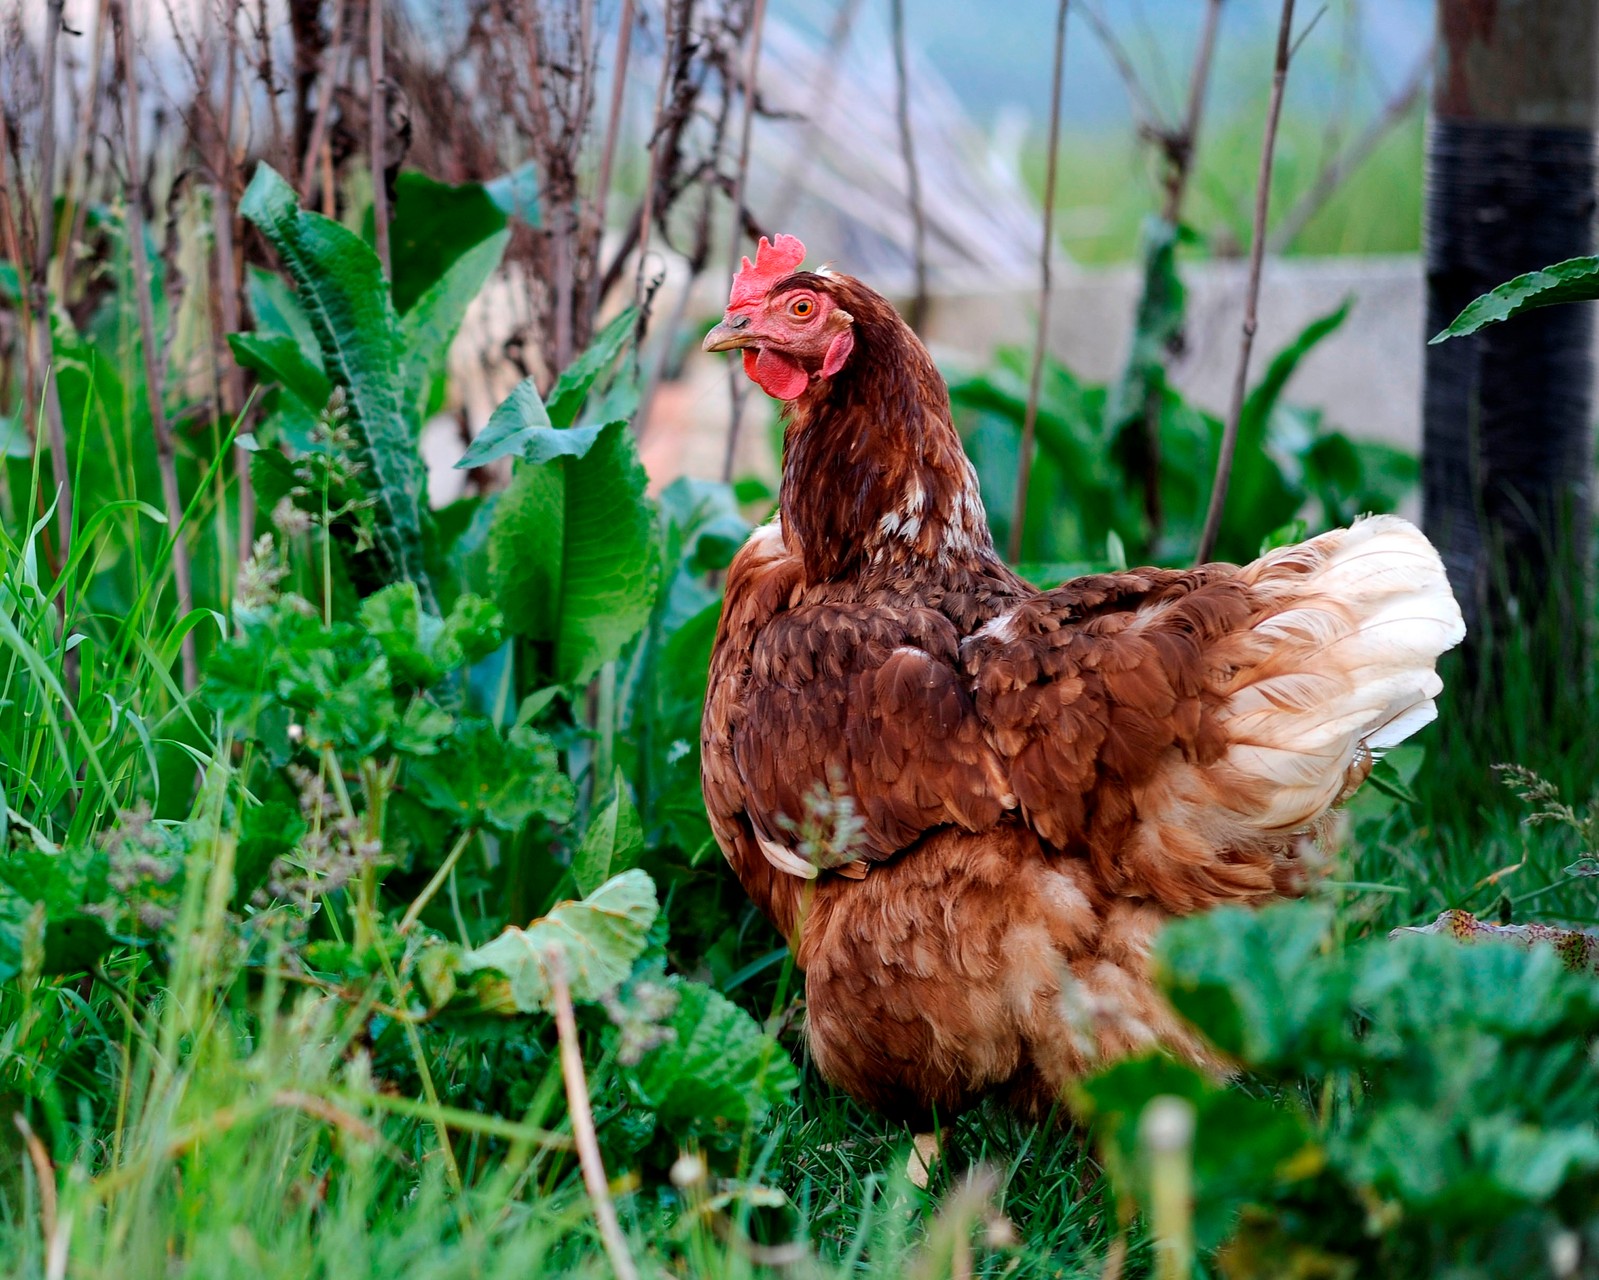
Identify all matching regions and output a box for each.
[212,0,252,554]
[298,0,347,202]
[1076,1,1165,131]
[1196,0,1297,565]
[1135,0,1225,539]
[889,0,927,333]
[369,0,391,277]
[719,0,770,482]
[13,1114,56,1257]
[1160,0,1224,225]
[589,0,637,255]
[1269,46,1430,253]
[550,956,641,1280]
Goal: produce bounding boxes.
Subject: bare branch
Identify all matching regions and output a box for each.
[1196,0,1297,566]
[254,0,289,170]
[719,0,770,483]
[61,0,112,307]
[589,0,636,257]
[1269,45,1430,253]
[1130,0,1224,542]
[1007,0,1070,565]
[369,0,390,277]
[298,0,347,203]
[889,0,927,333]
[628,0,683,308]
[214,0,252,555]
[550,958,641,1280]
[1159,0,1224,225]
[769,0,865,220]
[1076,1,1167,132]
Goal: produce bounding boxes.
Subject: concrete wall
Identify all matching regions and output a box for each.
[925,255,1428,451]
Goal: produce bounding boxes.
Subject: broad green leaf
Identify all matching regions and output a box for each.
[407,720,573,831]
[488,459,565,641]
[386,171,509,313]
[1432,255,1599,343]
[1353,930,1599,1052]
[245,263,320,355]
[202,602,398,756]
[456,868,658,1009]
[488,419,658,685]
[545,305,639,428]
[456,377,611,470]
[1214,299,1351,560]
[625,978,800,1148]
[1240,299,1351,442]
[0,842,115,982]
[240,162,434,608]
[457,376,553,469]
[572,769,644,895]
[227,332,331,408]
[390,698,456,755]
[1472,1116,1599,1203]
[550,420,656,684]
[399,228,510,414]
[358,582,502,687]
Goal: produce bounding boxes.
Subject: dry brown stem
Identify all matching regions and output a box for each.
[369,0,390,277]
[718,0,769,482]
[550,956,640,1280]
[1269,45,1430,253]
[888,0,927,334]
[1007,0,1070,565]
[1196,0,1297,565]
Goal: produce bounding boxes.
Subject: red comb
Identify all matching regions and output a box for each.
[727,234,807,310]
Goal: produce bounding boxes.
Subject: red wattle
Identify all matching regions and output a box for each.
[745,347,811,401]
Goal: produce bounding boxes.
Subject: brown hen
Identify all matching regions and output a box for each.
[700,235,1464,1128]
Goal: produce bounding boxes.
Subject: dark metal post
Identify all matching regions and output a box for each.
[1424,1,1598,675]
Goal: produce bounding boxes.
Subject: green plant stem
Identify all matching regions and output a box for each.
[591,660,616,811]
[364,882,464,1197]
[398,826,477,933]
[354,1090,571,1150]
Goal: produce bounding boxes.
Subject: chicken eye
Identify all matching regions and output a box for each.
[790,297,815,319]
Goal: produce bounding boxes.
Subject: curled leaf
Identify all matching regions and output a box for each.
[455,869,658,1011]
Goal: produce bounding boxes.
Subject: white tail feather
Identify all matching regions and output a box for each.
[1217,515,1465,834]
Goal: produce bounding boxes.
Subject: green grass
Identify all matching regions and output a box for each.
[1041,108,1426,265]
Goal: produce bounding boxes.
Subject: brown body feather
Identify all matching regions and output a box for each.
[702,272,1462,1125]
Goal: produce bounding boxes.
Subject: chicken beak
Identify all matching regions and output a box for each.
[703,316,758,352]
